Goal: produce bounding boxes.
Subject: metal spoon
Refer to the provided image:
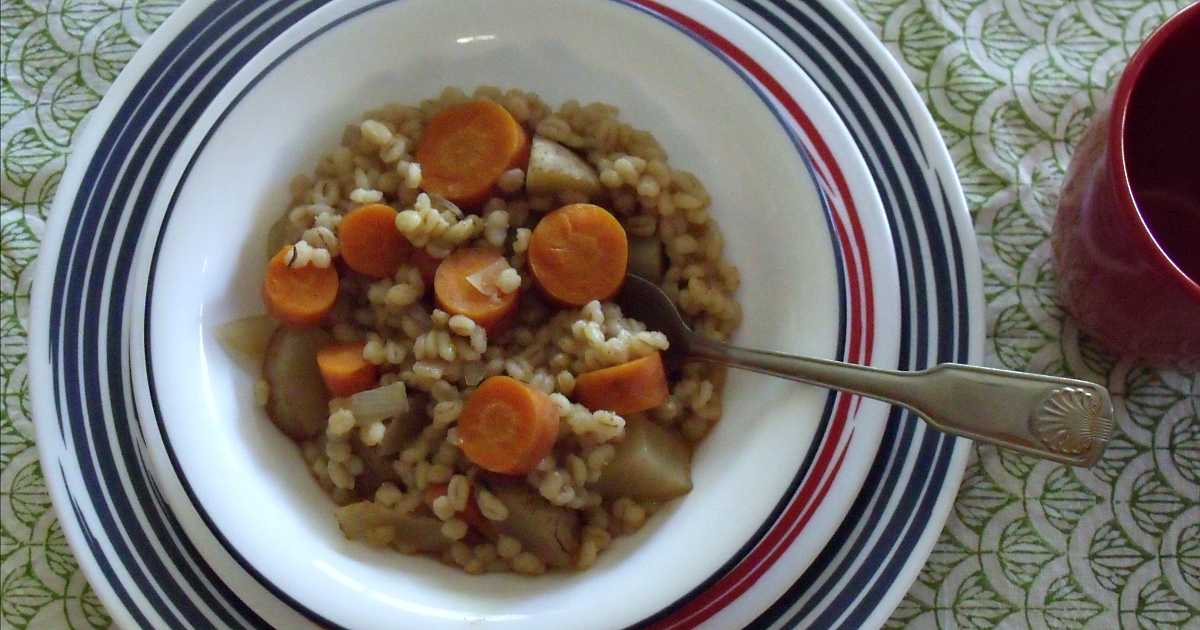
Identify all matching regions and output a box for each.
[615,274,1113,467]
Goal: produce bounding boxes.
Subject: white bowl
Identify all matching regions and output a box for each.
[128,0,900,628]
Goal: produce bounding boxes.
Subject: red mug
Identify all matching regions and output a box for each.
[1052,1,1200,370]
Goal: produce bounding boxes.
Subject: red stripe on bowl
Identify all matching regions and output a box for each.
[628,1,878,627]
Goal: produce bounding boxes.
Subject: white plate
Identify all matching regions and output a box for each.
[28,0,982,628]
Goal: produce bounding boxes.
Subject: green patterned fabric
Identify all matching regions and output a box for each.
[1,0,1196,628]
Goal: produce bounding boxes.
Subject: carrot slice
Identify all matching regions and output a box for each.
[527,203,628,306]
[415,100,530,208]
[339,203,410,279]
[433,247,519,333]
[316,340,378,397]
[457,376,560,476]
[410,248,442,289]
[261,245,340,327]
[423,483,495,538]
[573,352,670,416]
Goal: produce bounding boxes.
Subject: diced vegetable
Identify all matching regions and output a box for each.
[261,245,339,327]
[335,501,450,553]
[415,100,530,208]
[338,203,411,279]
[484,481,580,569]
[457,376,560,476]
[261,326,332,440]
[316,340,378,397]
[346,381,409,424]
[214,314,278,366]
[433,247,520,333]
[378,407,426,456]
[527,203,628,306]
[350,438,402,497]
[524,135,600,195]
[265,212,304,260]
[592,415,692,502]
[627,236,664,283]
[464,257,510,296]
[351,407,424,495]
[572,351,670,415]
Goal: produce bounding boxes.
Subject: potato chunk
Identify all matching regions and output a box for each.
[525,135,600,195]
[485,480,580,569]
[592,415,692,502]
[261,326,331,440]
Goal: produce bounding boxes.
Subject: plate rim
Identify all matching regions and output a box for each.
[26,0,981,628]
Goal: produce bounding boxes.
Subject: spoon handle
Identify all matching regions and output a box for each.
[690,337,1113,466]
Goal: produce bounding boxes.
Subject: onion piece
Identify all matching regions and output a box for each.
[265,212,302,258]
[214,314,278,366]
[428,193,463,219]
[464,257,510,297]
[348,381,409,423]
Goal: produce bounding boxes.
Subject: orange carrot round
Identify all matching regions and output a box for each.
[415,100,530,208]
[261,245,340,327]
[457,376,560,476]
[573,352,670,416]
[339,203,410,279]
[528,203,628,306]
[433,247,520,333]
[316,340,378,397]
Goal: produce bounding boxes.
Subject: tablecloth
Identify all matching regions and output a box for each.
[1,0,1197,628]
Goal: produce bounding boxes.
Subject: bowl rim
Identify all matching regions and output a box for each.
[131,0,896,627]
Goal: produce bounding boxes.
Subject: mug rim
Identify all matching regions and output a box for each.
[1107,0,1200,304]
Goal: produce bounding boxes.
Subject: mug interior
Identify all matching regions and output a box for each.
[1113,1,1200,291]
